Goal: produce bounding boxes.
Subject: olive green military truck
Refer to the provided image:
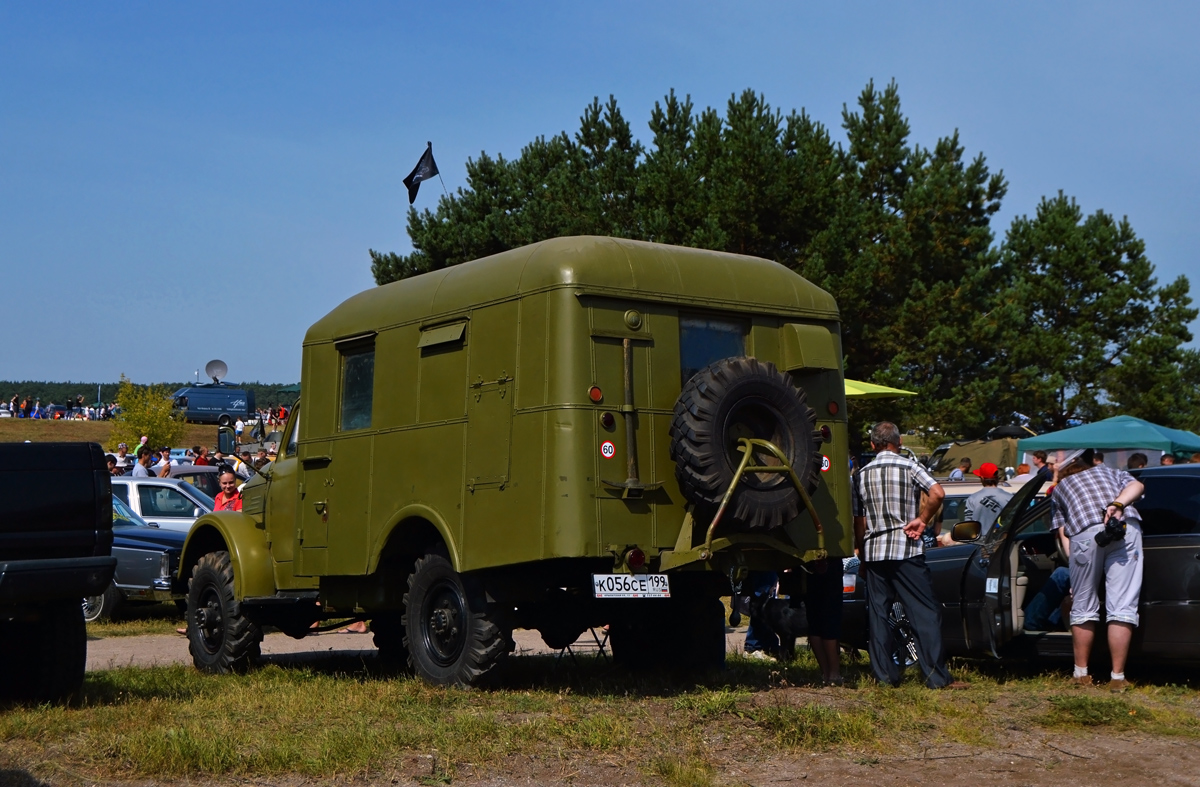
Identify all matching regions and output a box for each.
[179,236,852,685]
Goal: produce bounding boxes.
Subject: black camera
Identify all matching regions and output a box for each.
[1095,517,1126,547]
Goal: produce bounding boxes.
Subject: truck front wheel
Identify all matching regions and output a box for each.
[402,551,508,687]
[187,551,262,673]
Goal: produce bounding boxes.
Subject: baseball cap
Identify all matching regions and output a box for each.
[117,442,128,449]
[974,462,1001,480]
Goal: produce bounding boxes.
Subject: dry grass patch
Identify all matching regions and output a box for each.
[3,653,1200,783]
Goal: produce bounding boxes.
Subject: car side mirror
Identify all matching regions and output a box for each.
[951,520,982,542]
[193,507,203,517]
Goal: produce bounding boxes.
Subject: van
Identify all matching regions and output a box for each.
[178,236,853,685]
[172,383,255,426]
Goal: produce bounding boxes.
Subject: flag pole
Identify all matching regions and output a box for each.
[435,169,469,263]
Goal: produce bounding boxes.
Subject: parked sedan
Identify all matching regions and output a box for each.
[842,465,1200,662]
[110,476,214,533]
[83,495,186,622]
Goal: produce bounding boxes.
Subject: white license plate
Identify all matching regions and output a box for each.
[592,573,671,598]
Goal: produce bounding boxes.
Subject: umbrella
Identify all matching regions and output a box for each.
[844,379,916,399]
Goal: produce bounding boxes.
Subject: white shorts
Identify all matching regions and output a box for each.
[1068,521,1143,626]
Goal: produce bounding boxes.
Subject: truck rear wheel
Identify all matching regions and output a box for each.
[402,551,508,687]
[187,551,262,674]
[669,356,820,530]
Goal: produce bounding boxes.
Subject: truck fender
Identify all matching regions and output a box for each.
[367,503,460,573]
[179,512,274,600]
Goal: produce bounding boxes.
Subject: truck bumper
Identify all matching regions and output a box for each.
[0,556,117,605]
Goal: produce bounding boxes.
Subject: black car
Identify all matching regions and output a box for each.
[82,495,186,622]
[842,465,1200,662]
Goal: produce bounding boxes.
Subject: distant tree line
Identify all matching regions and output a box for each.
[370,81,1200,441]
[0,381,301,410]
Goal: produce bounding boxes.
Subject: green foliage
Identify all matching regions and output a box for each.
[109,375,189,451]
[1002,193,1200,431]
[372,82,1199,441]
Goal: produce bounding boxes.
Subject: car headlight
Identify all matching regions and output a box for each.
[159,552,171,580]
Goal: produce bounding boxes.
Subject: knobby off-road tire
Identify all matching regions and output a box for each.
[82,582,124,623]
[669,356,821,530]
[402,552,508,687]
[0,600,87,705]
[187,551,262,674]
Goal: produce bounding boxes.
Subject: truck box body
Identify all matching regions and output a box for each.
[293,236,851,578]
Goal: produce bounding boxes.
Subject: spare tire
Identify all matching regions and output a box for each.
[669,356,820,530]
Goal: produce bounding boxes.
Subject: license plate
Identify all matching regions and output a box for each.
[592,573,671,598]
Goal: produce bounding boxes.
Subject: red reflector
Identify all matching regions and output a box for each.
[588,386,603,403]
[827,401,839,416]
[820,425,832,443]
[600,412,615,429]
[626,548,646,570]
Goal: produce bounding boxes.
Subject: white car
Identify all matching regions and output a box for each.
[110,476,214,533]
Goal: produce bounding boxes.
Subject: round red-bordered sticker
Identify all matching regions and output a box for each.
[820,455,831,472]
[601,441,616,459]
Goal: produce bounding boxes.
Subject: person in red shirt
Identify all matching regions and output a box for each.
[213,469,243,512]
[192,445,210,466]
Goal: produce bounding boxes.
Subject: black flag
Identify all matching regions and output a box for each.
[403,142,439,204]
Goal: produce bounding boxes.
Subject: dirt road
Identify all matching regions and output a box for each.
[86,627,752,671]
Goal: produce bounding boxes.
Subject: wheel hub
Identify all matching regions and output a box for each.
[421,582,467,667]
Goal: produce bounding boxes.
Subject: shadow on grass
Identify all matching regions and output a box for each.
[0,770,53,787]
[243,645,877,698]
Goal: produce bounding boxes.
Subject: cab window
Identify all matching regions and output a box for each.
[285,407,300,457]
[339,344,375,431]
[680,316,745,386]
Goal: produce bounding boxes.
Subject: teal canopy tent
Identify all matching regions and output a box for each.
[1018,415,1200,456]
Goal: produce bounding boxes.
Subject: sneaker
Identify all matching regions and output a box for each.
[822,676,846,687]
[745,649,776,662]
[1071,674,1093,687]
[1109,678,1134,693]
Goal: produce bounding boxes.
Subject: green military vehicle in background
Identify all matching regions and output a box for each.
[179,236,852,686]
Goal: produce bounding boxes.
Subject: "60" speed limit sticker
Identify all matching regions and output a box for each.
[601,441,616,459]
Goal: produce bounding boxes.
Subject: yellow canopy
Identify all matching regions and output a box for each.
[844,379,917,399]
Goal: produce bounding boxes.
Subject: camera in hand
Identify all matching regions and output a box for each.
[1095,516,1126,547]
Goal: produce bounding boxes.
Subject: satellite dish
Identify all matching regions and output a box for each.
[204,359,228,384]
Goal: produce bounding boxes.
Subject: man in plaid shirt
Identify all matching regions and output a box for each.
[853,422,963,688]
[1051,450,1144,690]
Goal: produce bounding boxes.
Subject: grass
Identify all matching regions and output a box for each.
[0,418,219,452]
[87,603,185,639]
[3,649,1200,784]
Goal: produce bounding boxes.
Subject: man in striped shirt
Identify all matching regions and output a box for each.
[854,422,963,688]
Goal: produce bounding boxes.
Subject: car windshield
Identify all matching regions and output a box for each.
[185,485,216,510]
[986,475,1046,542]
[112,494,152,528]
[178,472,221,498]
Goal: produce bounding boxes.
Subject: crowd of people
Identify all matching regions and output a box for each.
[105,437,275,483]
[4,393,116,420]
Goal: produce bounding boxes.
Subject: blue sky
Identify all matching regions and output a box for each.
[2,2,1196,384]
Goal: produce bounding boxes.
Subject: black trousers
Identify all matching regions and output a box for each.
[862,555,953,688]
